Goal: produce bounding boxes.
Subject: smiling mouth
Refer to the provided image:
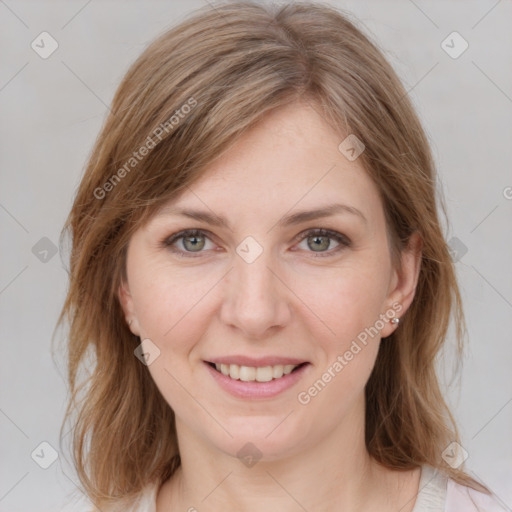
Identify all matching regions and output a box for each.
[207,362,308,382]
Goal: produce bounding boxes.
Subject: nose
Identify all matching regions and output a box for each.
[219,247,292,340]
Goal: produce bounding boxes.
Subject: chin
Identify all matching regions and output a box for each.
[205,415,314,462]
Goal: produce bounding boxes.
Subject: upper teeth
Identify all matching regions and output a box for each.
[214,363,299,382]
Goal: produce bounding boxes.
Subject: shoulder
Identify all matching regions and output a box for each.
[445,478,509,512]
[413,465,507,512]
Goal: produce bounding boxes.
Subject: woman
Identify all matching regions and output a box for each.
[56,2,506,511]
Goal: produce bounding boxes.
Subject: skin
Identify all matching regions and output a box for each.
[118,101,423,511]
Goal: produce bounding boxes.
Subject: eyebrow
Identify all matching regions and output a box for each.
[155,203,367,229]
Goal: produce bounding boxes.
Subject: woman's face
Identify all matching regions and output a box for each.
[118,101,421,461]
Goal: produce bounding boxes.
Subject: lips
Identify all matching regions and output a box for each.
[204,358,311,399]
[207,355,307,367]
[210,362,305,382]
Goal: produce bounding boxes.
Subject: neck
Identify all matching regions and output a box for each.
[159,397,401,511]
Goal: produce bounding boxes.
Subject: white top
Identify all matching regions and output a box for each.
[102,464,508,511]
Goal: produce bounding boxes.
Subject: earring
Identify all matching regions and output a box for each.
[391,317,400,325]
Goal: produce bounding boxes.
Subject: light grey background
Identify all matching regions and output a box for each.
[0,1,511,510]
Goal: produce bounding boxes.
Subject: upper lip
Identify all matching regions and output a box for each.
[206,356,308,367]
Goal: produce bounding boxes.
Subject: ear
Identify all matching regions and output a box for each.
[117,279,141,337]
[380,231,423,338]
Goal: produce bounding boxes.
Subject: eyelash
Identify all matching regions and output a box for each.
[161,228,351,258]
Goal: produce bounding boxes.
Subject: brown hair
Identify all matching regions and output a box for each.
[54,1,489,508]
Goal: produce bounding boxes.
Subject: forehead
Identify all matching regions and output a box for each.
[153,102,382,226]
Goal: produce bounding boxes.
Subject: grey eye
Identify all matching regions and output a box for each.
[306,234,332,252]
[181,233,206,252]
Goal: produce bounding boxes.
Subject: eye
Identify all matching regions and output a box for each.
[161,227,351,258]
[162,229,215,257]
[293,228,351,257]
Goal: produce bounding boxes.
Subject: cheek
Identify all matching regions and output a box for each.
[294,270,385,415]
[291,258,391,347]
[133,267,216,415]
[129,261,217,342]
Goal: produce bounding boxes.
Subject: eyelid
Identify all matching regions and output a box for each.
[162,227,351,258]
[291,227,350,246]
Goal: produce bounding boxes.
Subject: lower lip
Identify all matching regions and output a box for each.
[204,362,311,399]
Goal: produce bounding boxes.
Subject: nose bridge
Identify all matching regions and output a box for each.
[236,246,274,298]
[220,240,289,337]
